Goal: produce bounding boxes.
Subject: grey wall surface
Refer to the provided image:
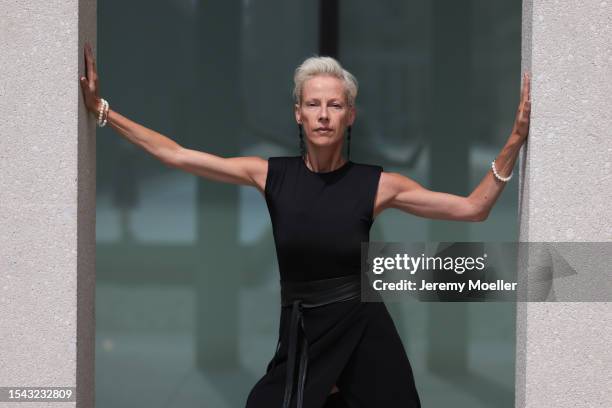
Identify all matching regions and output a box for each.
[0,0,96,406]
[517,0,612,407]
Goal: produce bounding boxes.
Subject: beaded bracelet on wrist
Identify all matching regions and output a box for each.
[491,159,512,182]
[97,98,109,127]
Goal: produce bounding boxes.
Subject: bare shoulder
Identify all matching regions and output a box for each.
[379,171,422,192]
[373,171,423,218]
[226,156,268,194]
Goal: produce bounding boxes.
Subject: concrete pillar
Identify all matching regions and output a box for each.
[0,0,96,406]
[517,1,612,407]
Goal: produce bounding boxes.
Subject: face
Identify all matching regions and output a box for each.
[295,75,355,149]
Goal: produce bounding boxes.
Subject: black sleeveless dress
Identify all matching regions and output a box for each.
[245,156,421,408]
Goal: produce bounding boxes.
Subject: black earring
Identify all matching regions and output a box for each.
[298,124,305,159]
[346,125,352,161]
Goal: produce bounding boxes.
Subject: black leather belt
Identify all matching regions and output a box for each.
[274,274,362,408]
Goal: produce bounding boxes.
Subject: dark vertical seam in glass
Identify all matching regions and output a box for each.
[319,0,339,57]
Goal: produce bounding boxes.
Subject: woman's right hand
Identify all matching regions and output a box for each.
[79,42,102,114]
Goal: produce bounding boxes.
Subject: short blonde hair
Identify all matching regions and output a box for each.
[293,56,358,107]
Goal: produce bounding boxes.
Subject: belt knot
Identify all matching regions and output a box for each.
[276,275,361,408]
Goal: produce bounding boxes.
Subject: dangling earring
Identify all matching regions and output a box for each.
[298,123,305,159]
[346,125,352,161]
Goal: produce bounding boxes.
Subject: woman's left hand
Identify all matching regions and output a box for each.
[511,72,531,142]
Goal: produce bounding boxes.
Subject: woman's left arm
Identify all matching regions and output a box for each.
[468,72,531,218]
[376,72,531,222]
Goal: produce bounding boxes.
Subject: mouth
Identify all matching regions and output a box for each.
[315,128,333,133]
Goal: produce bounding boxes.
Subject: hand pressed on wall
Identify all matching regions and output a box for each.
[511,72,531,142]
[79,42,102,114]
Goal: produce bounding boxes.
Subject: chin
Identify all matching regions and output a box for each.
[308,138,339,148]
[309,133,339,144]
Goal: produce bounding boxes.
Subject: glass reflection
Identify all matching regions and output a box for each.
[96,1,521,407]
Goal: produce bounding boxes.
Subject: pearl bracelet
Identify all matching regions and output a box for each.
[491,159,513,182]
[96,98,109,127]
[101,100,109,127]
[96,99,104,124]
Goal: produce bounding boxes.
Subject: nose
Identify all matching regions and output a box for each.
[318,106,329,121]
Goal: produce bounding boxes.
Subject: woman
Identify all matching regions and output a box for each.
[80,42,531,408]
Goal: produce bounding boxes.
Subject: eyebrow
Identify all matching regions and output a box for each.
[304,98,345,104]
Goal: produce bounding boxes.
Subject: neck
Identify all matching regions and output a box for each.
[304,146,347,172]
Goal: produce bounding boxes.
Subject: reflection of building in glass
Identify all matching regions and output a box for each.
[93,1,522,407]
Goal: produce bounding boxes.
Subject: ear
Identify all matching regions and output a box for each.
[294,103,302,124]
[347,105,356,126]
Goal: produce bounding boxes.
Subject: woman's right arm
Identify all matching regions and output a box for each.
[79,42,268,193]
[104,109,268,191]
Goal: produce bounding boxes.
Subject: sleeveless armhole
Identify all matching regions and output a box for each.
[264,157,284,204]
[368,165,384,224]
[264,158,274,202]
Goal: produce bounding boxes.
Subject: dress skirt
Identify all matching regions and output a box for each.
[245,275,421,408]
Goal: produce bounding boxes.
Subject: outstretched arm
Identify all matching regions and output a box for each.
[79,42,268,193]
[375,72,531,222]
[168,148,268,193]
